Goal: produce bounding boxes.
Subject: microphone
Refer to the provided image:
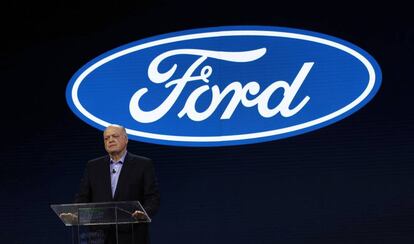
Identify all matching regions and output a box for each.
[112,168,116,174]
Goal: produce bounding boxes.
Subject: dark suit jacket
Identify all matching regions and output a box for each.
[75,152,160,244]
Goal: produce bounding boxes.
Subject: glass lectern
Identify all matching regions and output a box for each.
[51,201,150,244]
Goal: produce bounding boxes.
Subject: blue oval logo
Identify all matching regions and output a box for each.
[66,26,382,147]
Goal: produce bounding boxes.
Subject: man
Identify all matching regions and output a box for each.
[74,124,160,244]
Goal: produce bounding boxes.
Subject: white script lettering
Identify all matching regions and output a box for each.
[129,48,312,123]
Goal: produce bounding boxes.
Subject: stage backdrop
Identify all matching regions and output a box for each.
[2,1,413,243]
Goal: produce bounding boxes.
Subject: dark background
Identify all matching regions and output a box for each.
[1,1,413,243]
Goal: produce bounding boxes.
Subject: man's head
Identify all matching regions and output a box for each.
[103,124,128,156]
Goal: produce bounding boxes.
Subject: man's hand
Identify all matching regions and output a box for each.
[59,213,78,224]
[131,210,147,220]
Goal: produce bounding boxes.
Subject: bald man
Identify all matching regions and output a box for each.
[75,125,160,244]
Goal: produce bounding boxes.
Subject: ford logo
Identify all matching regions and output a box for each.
[66,26,382,147]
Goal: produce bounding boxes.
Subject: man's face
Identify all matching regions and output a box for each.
[103,126,128,155]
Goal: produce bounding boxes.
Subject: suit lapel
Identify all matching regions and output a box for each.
[100,156,113,201]
[113,153,132,200]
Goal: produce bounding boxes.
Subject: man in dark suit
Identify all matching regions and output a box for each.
[74,124,160,244]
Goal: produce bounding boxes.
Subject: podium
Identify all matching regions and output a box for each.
[51,201,150,244]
